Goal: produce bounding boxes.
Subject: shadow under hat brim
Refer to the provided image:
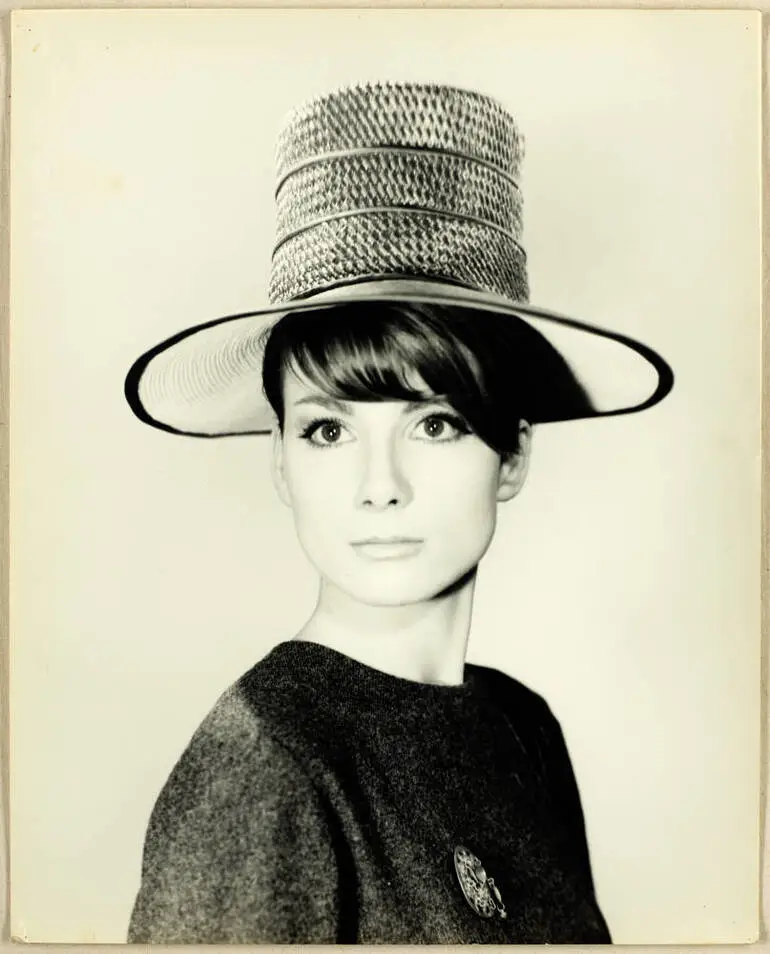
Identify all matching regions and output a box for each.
[125,278,675,438]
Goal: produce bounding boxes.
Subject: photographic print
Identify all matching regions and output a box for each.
[9,8,761,944]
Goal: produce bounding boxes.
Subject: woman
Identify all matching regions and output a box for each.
[124,81,673,944]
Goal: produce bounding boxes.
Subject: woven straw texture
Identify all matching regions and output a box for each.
[275,82,524,182]
[269,212,529,304]
[126,82,673,438]
[269,82,528,305]
[275,151,522,247]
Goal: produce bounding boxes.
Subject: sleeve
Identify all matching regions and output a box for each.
[533,704,597,892]
[127,698,343,944]
[534,702,613,942]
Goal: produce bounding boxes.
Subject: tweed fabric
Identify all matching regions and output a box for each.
[269,82,528,303]
[128,641,611,944]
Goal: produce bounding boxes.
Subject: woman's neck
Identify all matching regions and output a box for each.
[295,573,477,687]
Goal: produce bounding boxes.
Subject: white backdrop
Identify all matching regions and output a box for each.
[9,9,761,944]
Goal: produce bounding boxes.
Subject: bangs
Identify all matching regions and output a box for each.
[260,298,591,455]
[274,302,484,407]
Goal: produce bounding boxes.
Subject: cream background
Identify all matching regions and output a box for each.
[7,8,762,945]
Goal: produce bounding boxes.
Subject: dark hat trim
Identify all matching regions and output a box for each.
[124,287,674,440]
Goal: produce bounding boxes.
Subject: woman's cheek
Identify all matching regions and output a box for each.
[286,456,339,508]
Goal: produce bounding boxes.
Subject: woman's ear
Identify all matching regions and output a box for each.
[270,426,292,507]
[497,420,532,503]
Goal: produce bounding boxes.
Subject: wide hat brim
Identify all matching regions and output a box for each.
[125,278,674,437]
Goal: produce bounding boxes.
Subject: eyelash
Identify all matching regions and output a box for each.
[420,412,472,440]
[298,411,472,447]
[299,416,347,447]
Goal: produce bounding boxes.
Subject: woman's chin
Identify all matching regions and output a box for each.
[330,570,477,609]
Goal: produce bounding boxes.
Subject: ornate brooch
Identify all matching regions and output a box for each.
[453,845,508,920]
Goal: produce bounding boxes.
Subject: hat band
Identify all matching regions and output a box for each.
[272,206,524,258]
[268,209,529,304]
[274,144,521,195]
[274,148,522,248]
[274,83,524,184]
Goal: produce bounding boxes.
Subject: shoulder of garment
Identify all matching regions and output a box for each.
[128,684,345,944]
[474,663,607,917]
[467,662,561,746]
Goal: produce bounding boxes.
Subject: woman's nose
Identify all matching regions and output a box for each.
[355,439,413,511]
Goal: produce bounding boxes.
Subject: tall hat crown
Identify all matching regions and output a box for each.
[125,80,674,438]
[269,82,528,304]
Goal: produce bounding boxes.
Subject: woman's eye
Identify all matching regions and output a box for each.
[415,413,469,442]
[301,418,352,447]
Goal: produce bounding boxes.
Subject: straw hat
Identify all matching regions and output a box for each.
[125,81,674,437]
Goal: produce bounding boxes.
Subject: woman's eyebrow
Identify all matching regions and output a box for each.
[292,394,353,413]
[291,395,454,414]
[403,397,452,413]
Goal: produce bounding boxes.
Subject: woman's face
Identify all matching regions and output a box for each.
[271,368,531,608]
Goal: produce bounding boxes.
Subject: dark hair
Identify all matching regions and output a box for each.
[261,301,592,456]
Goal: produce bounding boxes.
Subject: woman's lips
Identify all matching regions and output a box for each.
[350,538,424,561]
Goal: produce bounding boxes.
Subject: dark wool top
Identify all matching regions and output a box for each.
[128,641,611,944]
